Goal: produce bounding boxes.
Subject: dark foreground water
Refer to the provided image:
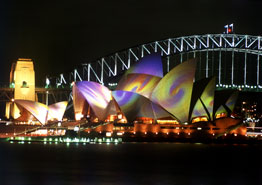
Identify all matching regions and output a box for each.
[0,142,261,185]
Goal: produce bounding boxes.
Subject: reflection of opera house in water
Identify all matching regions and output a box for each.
[14,53,246,138]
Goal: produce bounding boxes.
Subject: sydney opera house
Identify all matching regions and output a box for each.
[72,53,246,137]
[13,100,68,125]
[8,53,246,138]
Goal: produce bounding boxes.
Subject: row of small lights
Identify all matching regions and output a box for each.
[10,141,116,145]
[108,83,118,87]
[10,134,261,144]
[130,132,262,138]
[109,83,262,89]
[10,137,120,144]
[216,84,262,89]
[10,133,262,145]
[49,82,262,89]
[103,131,240,137]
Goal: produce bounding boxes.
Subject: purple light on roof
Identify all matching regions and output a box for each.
[151,59,197,123]
[14,100,49,124]
[126,52,163,78]
[75,81,112,121]
[112,90,171,122]
[116,73,161,99]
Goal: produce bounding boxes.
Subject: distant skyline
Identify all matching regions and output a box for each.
[0,0,261,85]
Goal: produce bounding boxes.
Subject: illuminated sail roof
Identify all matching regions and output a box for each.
[215,105,227,117]
[191,99,208,119]
[15,100,49,124]
[48,101,68,121]
[125,52,163,78]
[75,81,112,121]
[116,73,161,98]
[104,99,118,117]
[200,77,216,120]
[73,84,89,120]
[225,91,238,112]
[112,90,170,122]
[71,53,239,124]
[190,77,216,121]
[213,90,238,118]
[151,59,197,123]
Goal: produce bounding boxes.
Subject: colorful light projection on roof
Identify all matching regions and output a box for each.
[112,91,140,122]
[225,91,238,112]
[15,100,49,124]
[75,81,112,121]
[213,90,238,118]
[139,99,171,120]
[200,77,216,119]
[112,90,170,122]
[73,84,89,120]
[191,99,208,119]
[191,77,216,121]
[116,74,161,98]
[151,59,197,123]
[71,53,239,124]
[48,101,68,121]
[104,100,118,117]
[125,52,163,78]
[215,105,227,117]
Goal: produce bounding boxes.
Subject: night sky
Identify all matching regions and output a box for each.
[0,0,261,86]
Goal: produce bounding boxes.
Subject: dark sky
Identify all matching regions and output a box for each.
[0,0,261,85]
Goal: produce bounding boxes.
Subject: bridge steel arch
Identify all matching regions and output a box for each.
[47,34,262,91]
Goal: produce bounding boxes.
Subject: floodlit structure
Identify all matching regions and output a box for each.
[151,59,196,123]
[73,53,244,136]
[190,77,216,122]
[14,100,68,125]
[47,101,68,122]
[7,58,36,119]
[112,90,170,122]
[73,81,115,121]
[3,58,69,125]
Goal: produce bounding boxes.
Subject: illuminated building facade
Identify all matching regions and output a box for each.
[6,58,35,119]
[73,53,245,137]
[5,58,68,125]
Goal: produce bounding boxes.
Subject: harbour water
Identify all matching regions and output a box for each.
[0,142,261,185]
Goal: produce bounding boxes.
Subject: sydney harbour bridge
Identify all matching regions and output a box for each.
[1,33,262,106]
[47,33,262,95]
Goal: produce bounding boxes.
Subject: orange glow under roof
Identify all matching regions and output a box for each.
[191,116,208,123]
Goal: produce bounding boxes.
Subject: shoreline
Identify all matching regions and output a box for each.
[1,135,261,145]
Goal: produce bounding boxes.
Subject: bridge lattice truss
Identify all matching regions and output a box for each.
[48,34,262,90]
